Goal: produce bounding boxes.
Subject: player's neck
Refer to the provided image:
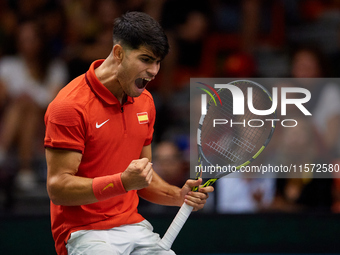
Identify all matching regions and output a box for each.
[95,56,125,104]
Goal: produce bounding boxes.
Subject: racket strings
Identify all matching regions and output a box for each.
[232,136,255,153]
[205,140,241,162]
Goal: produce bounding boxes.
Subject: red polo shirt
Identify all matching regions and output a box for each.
[44,60,155,255]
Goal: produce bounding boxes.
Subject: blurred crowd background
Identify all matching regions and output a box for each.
[1,0,340,216]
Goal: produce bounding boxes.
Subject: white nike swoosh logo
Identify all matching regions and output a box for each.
[96,119,110,128]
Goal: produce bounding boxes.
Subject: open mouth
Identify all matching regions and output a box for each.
[135,78,152,89]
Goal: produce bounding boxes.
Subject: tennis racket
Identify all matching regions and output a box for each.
[158,80,276,250]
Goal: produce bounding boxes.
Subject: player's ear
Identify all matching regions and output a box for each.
[112,44,124,62]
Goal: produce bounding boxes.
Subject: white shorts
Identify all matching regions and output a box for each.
[66,220,176,255]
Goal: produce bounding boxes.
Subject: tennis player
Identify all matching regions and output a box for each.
[44,11,213,255]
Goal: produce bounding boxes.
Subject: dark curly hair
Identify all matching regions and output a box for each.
[112,12,169,60]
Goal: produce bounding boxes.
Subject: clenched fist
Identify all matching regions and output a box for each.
[121,158,153,191]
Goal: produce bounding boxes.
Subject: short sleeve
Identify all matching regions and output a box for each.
[44,100,86,153]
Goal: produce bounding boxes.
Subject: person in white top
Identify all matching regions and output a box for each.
[290,46,340,157]
[0,20,68,190]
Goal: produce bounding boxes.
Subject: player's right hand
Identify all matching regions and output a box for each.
[121,158,153,191]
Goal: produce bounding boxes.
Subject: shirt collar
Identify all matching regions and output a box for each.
[85,60,134,106]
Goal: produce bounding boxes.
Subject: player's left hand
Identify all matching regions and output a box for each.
[180,179,214,211]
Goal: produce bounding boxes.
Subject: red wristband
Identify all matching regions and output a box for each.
[92,173,127,201]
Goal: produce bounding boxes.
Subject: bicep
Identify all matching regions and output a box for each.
[45,148,99,206]
[46,148,82,175]
[46,148,82,190]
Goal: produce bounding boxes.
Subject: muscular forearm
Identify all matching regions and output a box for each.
[46,148,152,206]
[48,171,127,206]
[138,172,215,211]
[137,145,183,206]
[137,171,183,207]
[47,173,98,206]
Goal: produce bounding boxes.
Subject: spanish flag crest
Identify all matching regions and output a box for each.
[137,112,149,124]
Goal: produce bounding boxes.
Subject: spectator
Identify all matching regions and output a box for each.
[216,175,276,213]
[290,45,340,158]
[156,0,211,94]
[64,0,121,80]
[0,20,68,191]
[270,117,333,212]
[152,141,188,187]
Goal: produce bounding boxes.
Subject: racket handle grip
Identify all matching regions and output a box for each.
[158,202,194,250]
